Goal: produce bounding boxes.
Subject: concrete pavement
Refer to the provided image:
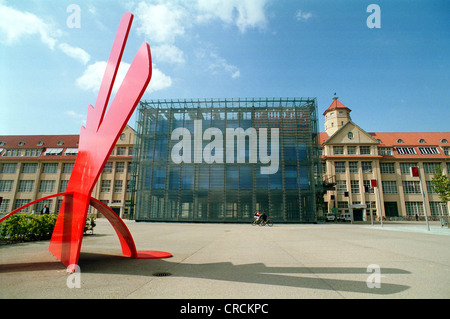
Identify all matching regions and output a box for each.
[1,219,449,299]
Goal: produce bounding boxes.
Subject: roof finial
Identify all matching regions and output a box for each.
[333,93,338,100]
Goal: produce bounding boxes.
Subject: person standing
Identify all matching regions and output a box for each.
[41,205,50,214]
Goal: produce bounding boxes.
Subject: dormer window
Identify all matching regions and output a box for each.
[396,139,404,144]
[18,141,26,146]
[57,141,64,146]
[37,141,44,146]
[441,139,448,144]
[418,139,426,144]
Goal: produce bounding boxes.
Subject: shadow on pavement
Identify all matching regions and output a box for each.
[73,252,411,295]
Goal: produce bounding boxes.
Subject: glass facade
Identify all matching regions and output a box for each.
[131,98,322,223]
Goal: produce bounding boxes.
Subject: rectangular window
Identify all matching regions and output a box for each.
[103,162,113,173]
[351,180,360,194]
[405,201,424,216]
[423,162,440,174]
[395,147,416,155]
[382,181,398,194]
[400,163,418,174]
[116,162,125,173]
[114,180,123,193]
[14,199,31,213]
[42,163,58,174]
[44,148,63,156]
[380,162,395,174]
[0,199,10,212]
[1,163,17,174]
[18,180,34,192]
[335,161,346,173]
[426,181,436,194]
[62,163,74,174]
[443,147,449,156]
[336,180,347,194]
[363,180,374,194]
[403,181,421,194]
[21,163,38,174]
[116,147,127,156]
[429,202,448,216]
[360,146,371,155]
[418,147,439,155]
[101,180,111,192]
[347,146,357,155]
[59,180,69,193]
[64,148,78,156]
[0,180,13,192]
[349,161,358,173]
[39,180,55,193]
[333,146,344,155]
[378,147,392,155]
[361,161,372,173]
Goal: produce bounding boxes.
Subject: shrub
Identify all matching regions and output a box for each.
[0,214,57,242]
[1,213,98,243]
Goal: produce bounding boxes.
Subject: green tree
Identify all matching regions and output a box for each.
[432,166,450,206]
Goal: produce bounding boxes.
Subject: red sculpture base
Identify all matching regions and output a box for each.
[137,251,173,259]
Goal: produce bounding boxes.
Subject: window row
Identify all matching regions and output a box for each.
[333,146,372,155]
[0,179,133,193]
[329,162,447,175]
[333,180,438,195]
[334,161,373,173]
[1,161,131,174]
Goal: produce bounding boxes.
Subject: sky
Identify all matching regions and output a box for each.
[1,0,449,136]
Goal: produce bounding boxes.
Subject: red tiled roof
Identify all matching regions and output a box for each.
[319,131,450,159]
[0,135,80,159]
[369,132,450,147]
[323,97,351,115]
[0,135,79,148]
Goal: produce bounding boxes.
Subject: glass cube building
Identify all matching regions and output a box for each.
[131,98,322,223]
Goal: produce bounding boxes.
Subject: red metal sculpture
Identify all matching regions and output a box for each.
[0,12,172,270]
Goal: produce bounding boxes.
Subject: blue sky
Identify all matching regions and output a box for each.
[1,0,449,136]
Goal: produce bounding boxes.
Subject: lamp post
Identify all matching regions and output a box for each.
[371,179,382,227]
[411,167,430,231]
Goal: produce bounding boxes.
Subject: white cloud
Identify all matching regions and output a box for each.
[196,0,268,33]
[295,10,313,22]
[0,3,61,49]
[58,43,91,65]
[66,110,86,126]
[211,56,240,79]
[133,0,269,72]
[75,61,128,93]
[135,1,188,44]
[196,49,241,79]
[76,61,172,94]
[152,44,185,64]
[148,66,173,93]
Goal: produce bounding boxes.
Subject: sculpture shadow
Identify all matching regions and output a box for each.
[77,252,410,295]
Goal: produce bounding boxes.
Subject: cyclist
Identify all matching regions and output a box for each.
[260,211,267,223]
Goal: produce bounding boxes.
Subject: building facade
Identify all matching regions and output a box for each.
[0,126,135,218]
[321,96,450,221]
[2,96,449,223]
[131,98,322,223]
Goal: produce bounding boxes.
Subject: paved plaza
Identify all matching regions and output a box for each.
[1,219,449,299]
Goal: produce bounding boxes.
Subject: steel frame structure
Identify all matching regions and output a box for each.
[131,98,322,223]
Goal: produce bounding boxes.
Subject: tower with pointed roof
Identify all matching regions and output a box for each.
[323,94,352,136]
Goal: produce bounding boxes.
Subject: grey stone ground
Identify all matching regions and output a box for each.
[1,219,449,299]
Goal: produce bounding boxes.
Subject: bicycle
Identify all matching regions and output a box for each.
[259,219,273,227]
[251,217,273,227]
